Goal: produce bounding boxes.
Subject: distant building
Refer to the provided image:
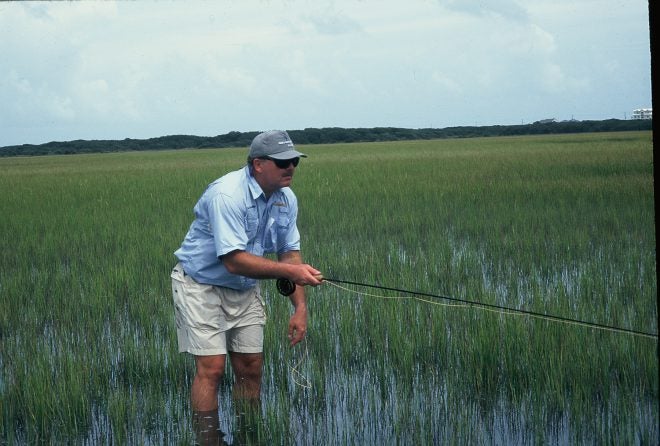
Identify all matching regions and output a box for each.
[631,108,652,119]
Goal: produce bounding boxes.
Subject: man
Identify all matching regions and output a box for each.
[171,130,322,443]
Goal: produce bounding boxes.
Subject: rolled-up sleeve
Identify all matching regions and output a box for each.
[208,193,249,258]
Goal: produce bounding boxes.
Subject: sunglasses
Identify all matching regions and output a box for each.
[262,157,300,169]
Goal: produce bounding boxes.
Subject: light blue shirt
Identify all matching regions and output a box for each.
[174,166,301,289]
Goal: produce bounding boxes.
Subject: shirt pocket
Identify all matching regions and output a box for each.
[267,206,291,251]
[244,206,259,242]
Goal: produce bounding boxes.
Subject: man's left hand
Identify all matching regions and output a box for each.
[288,306,308,346]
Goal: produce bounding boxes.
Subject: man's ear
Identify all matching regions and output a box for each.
[252,158,265,173]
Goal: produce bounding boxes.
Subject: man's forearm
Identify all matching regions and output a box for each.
[221,250,296,280]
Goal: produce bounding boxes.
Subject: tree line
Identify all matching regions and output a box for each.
[0,119,652,157]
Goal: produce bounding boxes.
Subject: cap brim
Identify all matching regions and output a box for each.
[268,150,307,160]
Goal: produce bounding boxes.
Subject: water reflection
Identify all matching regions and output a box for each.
[192,405,266,446]
[192,410,228,446]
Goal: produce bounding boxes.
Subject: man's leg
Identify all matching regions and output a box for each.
[230,352,264,445]
[229,352,264,401]
[191,355,227,445]
[171,266,231,444]
[192,355,227,411]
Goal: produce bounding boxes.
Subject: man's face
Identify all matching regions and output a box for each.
[253,157,299,196]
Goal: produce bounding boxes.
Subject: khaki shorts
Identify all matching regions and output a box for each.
[171,263,266,356]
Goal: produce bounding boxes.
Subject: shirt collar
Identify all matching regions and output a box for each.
[245,166,265,201]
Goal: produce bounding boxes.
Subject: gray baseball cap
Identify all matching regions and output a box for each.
[249,130,307,160]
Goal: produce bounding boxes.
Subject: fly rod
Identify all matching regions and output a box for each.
[275,277,658,340]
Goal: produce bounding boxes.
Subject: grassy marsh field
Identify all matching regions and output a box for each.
[0,131,657,444]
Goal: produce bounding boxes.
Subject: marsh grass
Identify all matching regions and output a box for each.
[0,132,656,444]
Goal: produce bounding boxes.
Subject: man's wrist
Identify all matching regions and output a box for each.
[281,262,297,280]
[291,298,307,312]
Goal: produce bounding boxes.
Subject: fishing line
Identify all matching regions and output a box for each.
[276,278,658,340]
[288,336,312,390]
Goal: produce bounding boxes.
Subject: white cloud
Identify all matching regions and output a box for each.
[440,0,530,22]
[0,0,651,146]
[431,72,463,95]
[307,8,362,35]
[540,63,590,93]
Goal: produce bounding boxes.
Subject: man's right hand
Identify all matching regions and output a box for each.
[288,263,323,286]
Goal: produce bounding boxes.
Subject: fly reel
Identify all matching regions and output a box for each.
[276,278,296,296]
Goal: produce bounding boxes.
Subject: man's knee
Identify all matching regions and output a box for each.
[195,355,226,382]
[230,352,263,381]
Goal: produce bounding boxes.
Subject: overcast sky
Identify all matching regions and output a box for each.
[0,1,652,147]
